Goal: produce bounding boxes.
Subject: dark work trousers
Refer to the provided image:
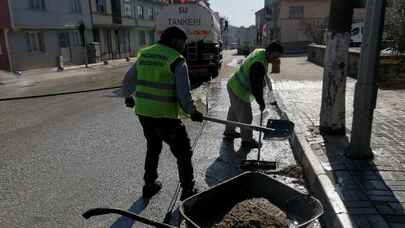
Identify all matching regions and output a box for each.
[138,115,195,189]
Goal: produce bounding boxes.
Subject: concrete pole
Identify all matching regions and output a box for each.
[347,0,386,159]
[319,0,354,135]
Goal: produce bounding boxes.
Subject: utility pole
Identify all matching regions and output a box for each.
[347,0,386,159]
[319,0,354,135]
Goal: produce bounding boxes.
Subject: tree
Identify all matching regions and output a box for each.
[319,0,354,135]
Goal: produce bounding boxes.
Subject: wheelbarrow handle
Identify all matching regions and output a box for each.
[202,116,274,134]
[82,208,176,228]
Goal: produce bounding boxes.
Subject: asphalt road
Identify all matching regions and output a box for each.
[1,86,208,227]
[1,51,309,228]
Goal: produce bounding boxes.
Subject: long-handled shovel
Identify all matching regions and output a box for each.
[201,115,294,170]
[239,111,278,171]
[202,116,278,138]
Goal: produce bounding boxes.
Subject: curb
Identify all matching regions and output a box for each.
[0,63,132,101]
[272,91,354,228]
[0,86,122,101]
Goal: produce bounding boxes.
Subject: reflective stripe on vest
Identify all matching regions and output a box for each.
[136,92,177,103]
[228,49,268,103]
[135,43,186,119]
[136,80,176,91]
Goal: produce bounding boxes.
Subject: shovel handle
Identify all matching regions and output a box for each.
[82,208,176,228]
[202,116,273,134]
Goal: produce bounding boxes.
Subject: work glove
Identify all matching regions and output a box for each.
[259,100,266,112]
[125,96,135,108]
[190,110,204,122]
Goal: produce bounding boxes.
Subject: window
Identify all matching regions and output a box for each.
[153,8,159,19]
[289,6,304,19]
[71,0,82,13]
[71,31,82,46]
[58,32,70,48]
[26,32,45,53]
[147,8,153,20]
[96,0,106,13]
[30,0,46,10]
[139,31,146,45]
[137,6,144,19]
[123,0,132,17]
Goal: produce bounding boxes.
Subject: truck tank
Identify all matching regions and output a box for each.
[156,1,223,81]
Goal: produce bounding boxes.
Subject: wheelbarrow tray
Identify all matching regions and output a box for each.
[180,171,323,228]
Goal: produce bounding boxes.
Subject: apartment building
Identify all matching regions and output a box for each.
[133,0,162,50]
[89,0,163,61]
[277,0,330,51]
[90,0,133,60]
[7,0,93,71]
[0,0,11,71]
[273,0,365,51]
[255,8,266,46]
[256,0,281,47]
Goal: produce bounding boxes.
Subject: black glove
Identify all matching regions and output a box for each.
[125,97,135,108]
[259,100,266,111]
[190,110,204,122]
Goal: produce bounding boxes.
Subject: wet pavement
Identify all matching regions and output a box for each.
[0,51,320,228]
[188,52,321,228]
[272,56,405,228]
[0,88,204,228]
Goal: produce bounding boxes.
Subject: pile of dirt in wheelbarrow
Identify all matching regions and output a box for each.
[213,198,288,228]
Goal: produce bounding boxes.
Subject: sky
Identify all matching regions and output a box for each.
[210,0,264,27]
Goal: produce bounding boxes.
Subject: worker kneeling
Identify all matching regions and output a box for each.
[224,42,284,149]
[122,26,203,200]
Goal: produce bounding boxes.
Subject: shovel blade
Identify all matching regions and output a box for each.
[263,119,295,140]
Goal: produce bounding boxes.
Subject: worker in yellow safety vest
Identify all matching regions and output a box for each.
[224,41,284,149]
[122,26,203,200]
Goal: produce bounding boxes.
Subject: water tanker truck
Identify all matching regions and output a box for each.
[156,1,223,80]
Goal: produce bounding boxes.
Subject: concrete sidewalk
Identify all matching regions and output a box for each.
[272,57,405,228]
[0,58,135,100]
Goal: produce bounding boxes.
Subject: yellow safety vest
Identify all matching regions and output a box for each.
[228,49,268,103]
[135,43,187,119]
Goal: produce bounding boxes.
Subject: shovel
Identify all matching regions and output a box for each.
[203,116,280,138]
[240,111,278,171]
[202,116,294,140]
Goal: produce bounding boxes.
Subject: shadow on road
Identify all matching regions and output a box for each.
[205,140,249,187]
[109,197,149,228]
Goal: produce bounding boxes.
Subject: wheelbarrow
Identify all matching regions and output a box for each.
[83,172,323,228]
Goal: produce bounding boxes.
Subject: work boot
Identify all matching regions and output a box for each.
[241,139,261,149]
[223,131,241,140]
[180,187,198,201]
[142,181,162,199]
